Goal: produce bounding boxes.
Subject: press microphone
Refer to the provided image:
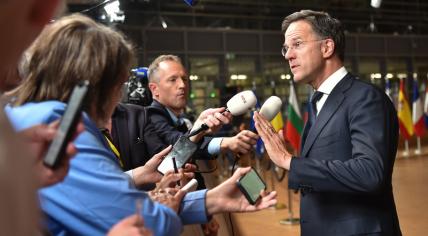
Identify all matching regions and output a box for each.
[188,90,257,137]
[259,96,282,122]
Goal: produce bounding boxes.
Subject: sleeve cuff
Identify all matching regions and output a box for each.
[179,190,209,225]
[207,137,222,155]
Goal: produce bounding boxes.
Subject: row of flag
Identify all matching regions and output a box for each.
[251,77,428,157]
[394,78,427,140]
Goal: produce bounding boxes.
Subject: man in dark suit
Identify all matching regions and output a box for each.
[253,10,401,236]
[144,55,259,235]
[144,55,258,189]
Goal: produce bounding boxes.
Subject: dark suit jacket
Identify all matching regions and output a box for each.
[111,103,148,171]
[289,74,401,236]
[143,100,215,189]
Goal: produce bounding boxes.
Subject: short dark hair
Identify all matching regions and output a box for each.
[148,55,183,83]
[281,10,345,61]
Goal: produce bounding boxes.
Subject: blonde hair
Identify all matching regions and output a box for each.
[10,14,135,120]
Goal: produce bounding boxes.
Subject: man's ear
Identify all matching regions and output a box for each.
[149,82,159,98]
[322,39,335,59]
[29,0,59,27]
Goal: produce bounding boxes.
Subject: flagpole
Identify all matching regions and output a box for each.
[415,136,422,155]
[279,186,300,225]
[403,140,409,157]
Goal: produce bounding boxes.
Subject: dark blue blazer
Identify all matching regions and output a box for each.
[289,74,402,236]
[143,100,215,188]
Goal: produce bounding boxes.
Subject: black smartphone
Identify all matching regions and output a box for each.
[157,135,197,175]
[237,168,267,205]
[43,80,89,168]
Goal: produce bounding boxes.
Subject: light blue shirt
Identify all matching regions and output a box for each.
[165,107,222,154]
[5,101,209,236]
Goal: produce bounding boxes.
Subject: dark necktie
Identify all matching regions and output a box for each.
[301,91,324,150]
[176,119,189,133]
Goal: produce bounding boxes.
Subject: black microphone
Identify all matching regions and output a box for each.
[188,90,257,137]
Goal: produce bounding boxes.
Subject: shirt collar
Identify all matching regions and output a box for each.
[165,107,183,126]
[317,67,348,95]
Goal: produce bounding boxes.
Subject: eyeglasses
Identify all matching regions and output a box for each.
[281,39,326,57]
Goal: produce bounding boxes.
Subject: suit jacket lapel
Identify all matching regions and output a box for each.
[151,100,176,125]
[301,74,353,157]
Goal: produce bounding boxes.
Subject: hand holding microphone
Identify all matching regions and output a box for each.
[220,95,283,155]
[188,90,257,138]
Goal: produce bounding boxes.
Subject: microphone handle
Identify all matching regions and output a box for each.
[187,124,209,137]
[187,108,230,138]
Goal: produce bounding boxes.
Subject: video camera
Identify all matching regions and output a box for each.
[123,67,152,106]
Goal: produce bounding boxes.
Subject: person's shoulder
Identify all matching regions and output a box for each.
[5,101,65,130]
[348,75,385,96]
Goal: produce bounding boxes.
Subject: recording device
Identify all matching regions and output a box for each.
[43,80,89,168]
[237,168,266,205]
[188,90,257,137]
[157,136,198,175]
[181,178,198,192]
[259,96,282,121]
[122,67,152,106]
[183,0,198,6]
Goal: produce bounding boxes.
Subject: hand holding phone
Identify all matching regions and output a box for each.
[157,136,197,175]
[43,80,89,168]
[236,168,266,205]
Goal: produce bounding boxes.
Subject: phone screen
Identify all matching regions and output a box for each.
[237,168,266,205]
[157,136,197,175]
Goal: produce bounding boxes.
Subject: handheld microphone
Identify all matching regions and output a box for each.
[259,96,282,122]
[250,96,282,134]
[188,90,257,137]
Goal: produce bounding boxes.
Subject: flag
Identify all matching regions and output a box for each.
[285,81,303,152]
[412,78,425,136]
[398,78,414,139]
[249,93,264,156]
[424,82,428,128]
[385,78,392,101]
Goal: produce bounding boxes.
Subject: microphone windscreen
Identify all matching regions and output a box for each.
[260,96,282,121]
[226,90,257,116]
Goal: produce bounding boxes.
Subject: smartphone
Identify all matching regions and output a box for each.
[237,168,267,205]
[157,135,197,175]
[43,80,89,168]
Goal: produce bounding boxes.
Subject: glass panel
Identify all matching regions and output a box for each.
[188,56,221,114]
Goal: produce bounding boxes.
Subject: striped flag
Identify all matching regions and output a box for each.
[398,78,414,139]
[412,78,425,136]
[424,82,428,128]
[285,81,303,152]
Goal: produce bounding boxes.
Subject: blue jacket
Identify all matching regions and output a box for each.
[5,101,209,236]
